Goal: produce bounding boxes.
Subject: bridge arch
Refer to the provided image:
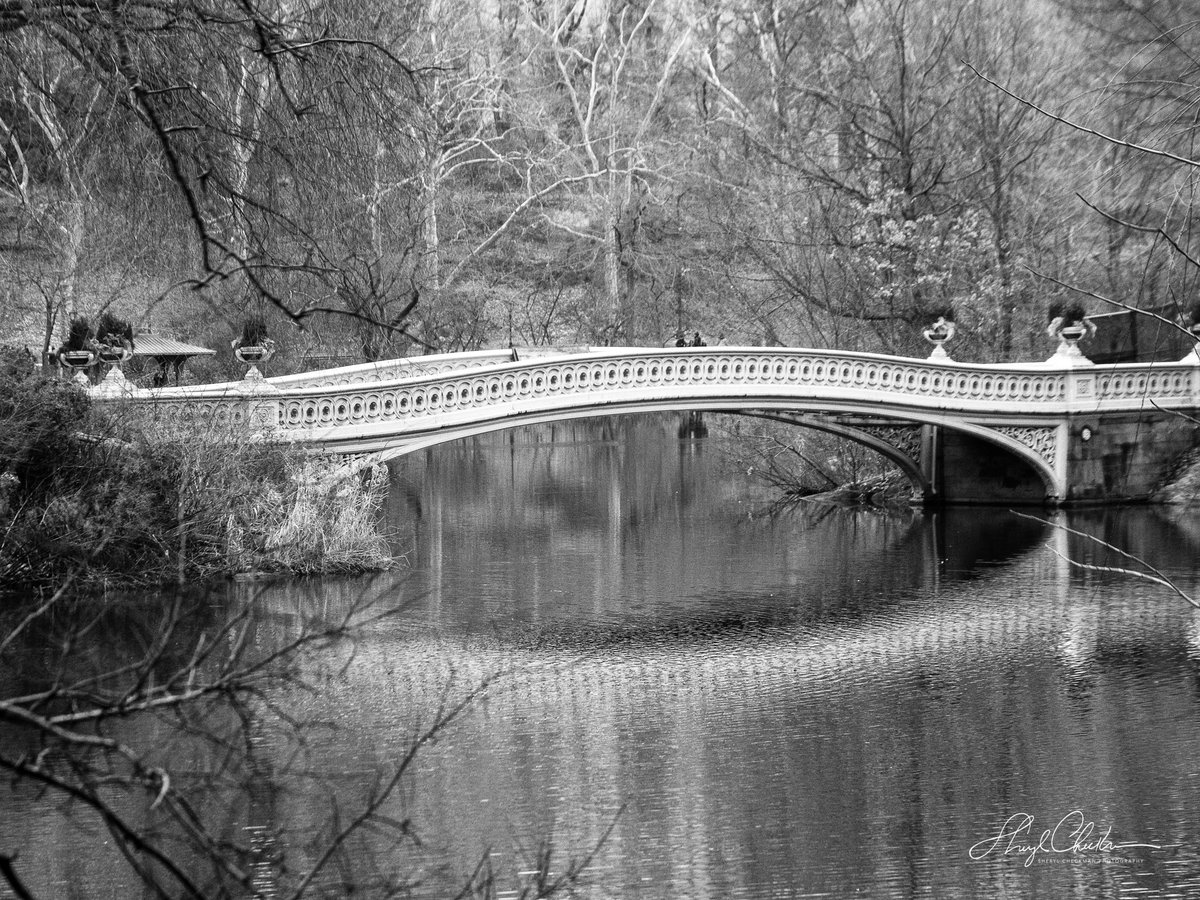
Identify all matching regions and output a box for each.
[735,407,1060,504]
[357,398,1060,504]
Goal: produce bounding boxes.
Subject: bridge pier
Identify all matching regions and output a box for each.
[1060,411,1197,504]
[923,412,1198,507]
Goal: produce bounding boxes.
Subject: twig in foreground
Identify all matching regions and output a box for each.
[1013,511,1199,609]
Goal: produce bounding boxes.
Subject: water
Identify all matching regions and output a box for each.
[3,415,1200,899]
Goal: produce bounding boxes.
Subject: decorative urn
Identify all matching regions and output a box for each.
[922,315,956,360]
[1046,304,1095,362]
[58,349,97,386]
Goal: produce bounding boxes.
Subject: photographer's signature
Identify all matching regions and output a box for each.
[969,811,1162,867]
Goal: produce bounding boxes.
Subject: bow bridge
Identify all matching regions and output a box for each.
[111,346,1200,506]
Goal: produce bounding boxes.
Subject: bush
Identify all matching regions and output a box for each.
[1047,302,1086,324]
[1,367,392,594]
[0,351,90,502]
[62,317,94,352]
[95,311,134,346]
[239,314,270,346]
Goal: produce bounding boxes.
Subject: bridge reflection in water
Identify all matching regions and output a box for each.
[261,420,1199,899]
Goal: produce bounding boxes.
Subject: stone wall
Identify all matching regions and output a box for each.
[1065,412,1198,503]
[934,414,1199,506]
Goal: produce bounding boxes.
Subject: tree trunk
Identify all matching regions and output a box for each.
[603,157,623,341]
[423,152,442,308]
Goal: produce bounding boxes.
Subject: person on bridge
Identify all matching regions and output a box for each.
[689,332,706,347]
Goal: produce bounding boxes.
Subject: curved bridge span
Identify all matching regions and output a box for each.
[125,347,1200,506]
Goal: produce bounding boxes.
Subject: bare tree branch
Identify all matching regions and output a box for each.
[1024,266,1199,344]
[963,60,1200,169]
[1014,512,1199,609]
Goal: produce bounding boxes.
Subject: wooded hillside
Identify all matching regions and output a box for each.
[2,0,1197,366]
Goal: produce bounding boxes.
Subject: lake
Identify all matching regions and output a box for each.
[3,415,1199,899]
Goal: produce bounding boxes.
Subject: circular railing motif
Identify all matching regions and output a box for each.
[1098,369,1193,401]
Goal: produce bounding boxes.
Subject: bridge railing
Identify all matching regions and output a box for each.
[263,348,521,389]
[167,348,527,396]
[261,346,620,389]
[101,347,1200,447]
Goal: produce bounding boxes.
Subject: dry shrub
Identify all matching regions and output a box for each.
[2,371,393,594]
[230,458,393,574]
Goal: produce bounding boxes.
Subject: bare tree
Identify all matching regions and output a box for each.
[1050,0,1200,317]
[513,0,696,342]
[951,0,1075,358]
[0,0,432,340]
[0,33,110,356]
[696,0,1080,357]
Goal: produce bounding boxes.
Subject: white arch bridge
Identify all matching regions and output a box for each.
[112,346,1200,506]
